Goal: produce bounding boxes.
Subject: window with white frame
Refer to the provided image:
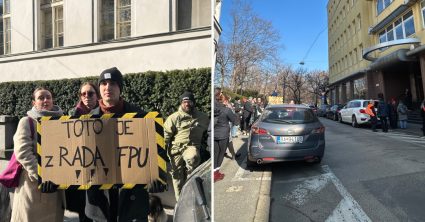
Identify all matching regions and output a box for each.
[117,0,131,38]
[40,0,63,49]
[98,0,132,41]
[377,0,393,14]
[377,11,415,44]
[1,0,10,54]
[178,0,211,30]
[4,17,9,54]
[100,0,114,41]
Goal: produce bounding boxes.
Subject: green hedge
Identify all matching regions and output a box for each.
[0,68,211,119]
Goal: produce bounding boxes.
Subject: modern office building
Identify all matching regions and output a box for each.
[328,0,425,108]
[0,0,212,82]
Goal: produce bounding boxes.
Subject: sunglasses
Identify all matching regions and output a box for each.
[80,91,95,97]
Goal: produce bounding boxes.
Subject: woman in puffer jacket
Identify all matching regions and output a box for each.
[11,87,64,222]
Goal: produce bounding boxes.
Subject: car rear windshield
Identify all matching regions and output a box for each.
[261,107,318,124]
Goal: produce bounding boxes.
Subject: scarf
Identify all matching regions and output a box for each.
[26,105,64,119]
[99,98,124,114]
[75,100,94,115]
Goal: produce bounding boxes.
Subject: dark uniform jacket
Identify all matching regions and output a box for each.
[214,102,238,140]
[85,101,150,222]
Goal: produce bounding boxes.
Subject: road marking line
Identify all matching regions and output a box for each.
[322,165,372,222]
[274,174,324,184]
[282,174,329,206]
[226,186,243,193]
[232,161,271,181]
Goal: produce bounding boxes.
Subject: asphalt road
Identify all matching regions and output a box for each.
[270,117,425,221]
[215,117,425,222]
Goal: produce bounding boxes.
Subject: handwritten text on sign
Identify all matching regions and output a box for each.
[39,117,159,185]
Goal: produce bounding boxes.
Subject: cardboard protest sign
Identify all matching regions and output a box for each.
[36,112,167,189]
[268,96,284,105]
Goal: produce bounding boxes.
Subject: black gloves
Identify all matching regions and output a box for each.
[40,181,59,193]
[147,179,167,193]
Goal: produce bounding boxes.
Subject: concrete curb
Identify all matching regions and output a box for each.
[253,170,272,222]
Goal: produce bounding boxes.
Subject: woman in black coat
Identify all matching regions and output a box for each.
[214,95,238,182]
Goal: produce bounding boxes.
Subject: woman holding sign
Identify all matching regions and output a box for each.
[11,87,65,222]
[69,82,100,116]
[67,82,99,222]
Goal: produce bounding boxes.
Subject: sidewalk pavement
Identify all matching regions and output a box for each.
[390,122,423,137]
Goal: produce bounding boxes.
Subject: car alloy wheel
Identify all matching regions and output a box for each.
[352,115,358,128]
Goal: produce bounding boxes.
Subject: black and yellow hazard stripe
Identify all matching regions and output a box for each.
[36,112,166,190]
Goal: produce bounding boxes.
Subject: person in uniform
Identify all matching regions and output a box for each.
[164,91,209,200]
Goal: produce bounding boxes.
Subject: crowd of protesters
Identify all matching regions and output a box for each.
[213,88,266,182]
[0,67,209,222]
[364,92,425,136]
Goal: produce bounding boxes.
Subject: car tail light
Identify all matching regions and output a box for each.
[263,157,275,161]
[312,126,325,134]
[251,126,268,135]
[359,109,365,113]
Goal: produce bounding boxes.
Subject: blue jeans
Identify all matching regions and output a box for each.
[399,120,407,129]
[231,125,238,137]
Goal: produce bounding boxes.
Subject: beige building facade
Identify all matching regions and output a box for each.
[0,0,212,82]
[328,0,425,109]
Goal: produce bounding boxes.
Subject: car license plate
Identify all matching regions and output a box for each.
[277,136,303,144]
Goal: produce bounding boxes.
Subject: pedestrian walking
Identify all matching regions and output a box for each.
[377,93,389,132]
[164,91,209,200]
[11,87,65,222]
[223,94,240,160]
[397,99,408,129]
[214,94,238,182]
[365,100,377,132]
[242,97,253,135]
[85,67,166,222]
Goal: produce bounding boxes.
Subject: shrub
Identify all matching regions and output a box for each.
[0,68,211,119]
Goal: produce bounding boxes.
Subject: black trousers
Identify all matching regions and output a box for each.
[370,116,377,131]
[379,116,388,132]
[243,114,251,131]
[214,138,229,169]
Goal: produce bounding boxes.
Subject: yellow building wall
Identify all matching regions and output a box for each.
[328,0,373,84]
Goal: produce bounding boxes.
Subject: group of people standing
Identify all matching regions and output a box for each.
[366,93,411,133]
[6,67,208,222]
[213,88,265,182]
[233,96,265,135]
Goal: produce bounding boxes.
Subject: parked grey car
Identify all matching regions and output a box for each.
[247,104,325,166]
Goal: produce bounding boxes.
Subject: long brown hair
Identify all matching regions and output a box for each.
[79,82,100,98]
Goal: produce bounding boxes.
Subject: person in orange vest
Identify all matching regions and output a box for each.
[365,100,378,132]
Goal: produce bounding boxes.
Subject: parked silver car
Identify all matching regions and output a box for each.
[247,104,325,166]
